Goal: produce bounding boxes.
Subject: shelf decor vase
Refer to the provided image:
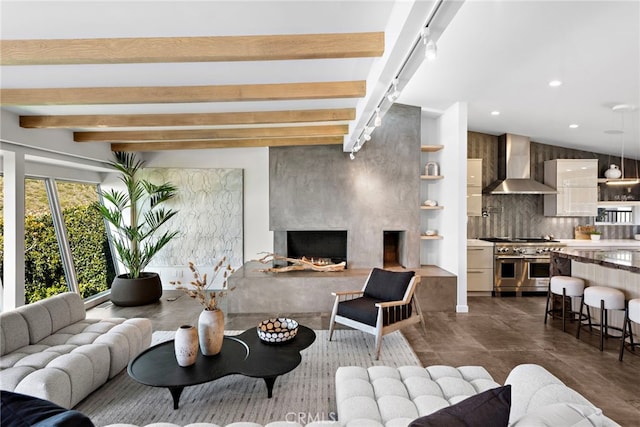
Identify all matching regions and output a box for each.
[174,325,198,367]
[198,309,224,356]
[425,161,440,176]
[604,164,622,179]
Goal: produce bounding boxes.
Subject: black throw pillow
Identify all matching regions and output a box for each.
[0,390,95,427]
[409,385,511,427]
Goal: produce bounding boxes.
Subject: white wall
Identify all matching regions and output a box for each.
[420,102,469,313]
[144,149,272,265]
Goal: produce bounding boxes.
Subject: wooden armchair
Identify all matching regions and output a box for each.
[328,268,426,359]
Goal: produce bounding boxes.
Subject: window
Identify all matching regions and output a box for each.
[57,181,116,299]
[24,178,67,303]
[16,178,115,303]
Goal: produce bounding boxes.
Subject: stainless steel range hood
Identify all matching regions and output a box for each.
[484,134,557,195]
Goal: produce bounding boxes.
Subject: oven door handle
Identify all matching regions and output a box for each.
[496,256,525,260]
[523,257,550,262]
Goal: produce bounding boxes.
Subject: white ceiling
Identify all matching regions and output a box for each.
[400,0,640,158]
[1,0,639,158]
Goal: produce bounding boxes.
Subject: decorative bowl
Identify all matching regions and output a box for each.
[257,318,299,343]
[634,234,640,241]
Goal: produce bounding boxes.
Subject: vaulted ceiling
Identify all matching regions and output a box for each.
[1,1,434,153]
[2,1,638,157]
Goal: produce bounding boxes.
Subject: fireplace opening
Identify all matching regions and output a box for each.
[383,231,406,268]
[287,230,347,266]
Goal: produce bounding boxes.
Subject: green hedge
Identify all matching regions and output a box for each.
[0,205,115,303]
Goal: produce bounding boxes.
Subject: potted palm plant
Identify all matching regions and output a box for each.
[94,151,179,306]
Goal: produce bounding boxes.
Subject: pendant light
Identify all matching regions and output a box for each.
[605,104,639,185]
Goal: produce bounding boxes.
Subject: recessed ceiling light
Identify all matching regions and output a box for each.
[569,124,579,128]
[490,111,500,116]
[549,80,563,87]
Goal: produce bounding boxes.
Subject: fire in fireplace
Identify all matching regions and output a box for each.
[286,230,347,266]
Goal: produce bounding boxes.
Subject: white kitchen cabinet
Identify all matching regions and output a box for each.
[467,159,483,216]
[544,159,598,216]
[467,245,493,292]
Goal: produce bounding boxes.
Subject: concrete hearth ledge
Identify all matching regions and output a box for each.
[227,261,456,314]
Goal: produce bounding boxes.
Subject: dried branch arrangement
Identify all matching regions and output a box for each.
[170,257,235,310]
[255,252,346,273]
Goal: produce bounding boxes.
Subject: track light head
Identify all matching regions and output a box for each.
[374,108,382,127]
[423,27,437,61]
[349,151,355,160]
[387,79,401,102]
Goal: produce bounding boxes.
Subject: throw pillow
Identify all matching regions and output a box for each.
[0,390,95,427]
[409,385,511,427]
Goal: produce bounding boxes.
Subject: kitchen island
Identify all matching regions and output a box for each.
[551,248,640,305]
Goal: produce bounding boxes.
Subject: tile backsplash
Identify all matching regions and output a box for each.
[467,132,638,240]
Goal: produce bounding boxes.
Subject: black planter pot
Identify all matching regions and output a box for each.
[110,272,163,307]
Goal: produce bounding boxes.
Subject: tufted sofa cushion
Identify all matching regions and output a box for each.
[335,365,501,427]
[504,364,620,426]
[0,292,152,408]
[103,422,340,427]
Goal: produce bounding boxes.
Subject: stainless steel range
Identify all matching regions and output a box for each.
[478,238,566,294]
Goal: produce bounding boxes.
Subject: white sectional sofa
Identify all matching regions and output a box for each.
[102,364,620,427]
[0,292,152,409]
[335,364,621,427]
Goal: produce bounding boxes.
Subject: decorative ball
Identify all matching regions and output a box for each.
[257,318,299,343]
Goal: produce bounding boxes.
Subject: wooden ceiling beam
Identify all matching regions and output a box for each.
[1,81,365,105]
[74,125,349,142]
[20,108,355,128]
[1,33,384,65]
[111,136,344,152]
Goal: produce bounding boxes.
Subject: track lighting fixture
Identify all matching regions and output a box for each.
[363,132,372,142]
[374,108,382,127]
[349,151,355,160]
[424,28,437,61]
[387,79,401,102]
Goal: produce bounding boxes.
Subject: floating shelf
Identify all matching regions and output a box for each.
[420,175,444,180]
[421,235,443,240]
[597,178,640,184]
[421,145,444,152]
[420,205,444,210]
[598,201,640,206]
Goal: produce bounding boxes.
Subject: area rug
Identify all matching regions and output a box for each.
[76,329,419,427]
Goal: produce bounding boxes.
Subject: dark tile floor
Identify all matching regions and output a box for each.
[88,291,640,425]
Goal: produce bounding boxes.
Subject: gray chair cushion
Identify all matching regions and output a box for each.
[363,268,414,302]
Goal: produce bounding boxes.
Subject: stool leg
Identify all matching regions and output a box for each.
[576,295,585,339]
[544,285,552,325]
[619,304,629,361]
[562,288,567,332]
[586,305,592,332]
[600,300,606,352]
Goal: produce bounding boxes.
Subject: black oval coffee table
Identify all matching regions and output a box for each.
[128,325,316,409]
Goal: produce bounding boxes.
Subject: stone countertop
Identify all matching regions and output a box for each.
[557,239,640,247]
[552,248,640,273]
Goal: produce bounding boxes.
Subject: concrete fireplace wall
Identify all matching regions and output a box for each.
[269,103,422,269]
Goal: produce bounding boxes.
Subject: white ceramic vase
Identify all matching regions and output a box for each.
[604,165,622,179]
[590,234,601,241]
[198,309,224,356]
[174,325,198,367]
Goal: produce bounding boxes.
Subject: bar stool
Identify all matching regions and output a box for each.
[576,286,626,351]
[545,276,585,332]
[619,298,640,361]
